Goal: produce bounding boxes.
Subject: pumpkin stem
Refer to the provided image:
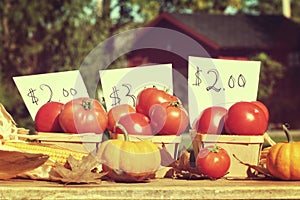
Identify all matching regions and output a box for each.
[282,123,293,143]
[115,124,129,141]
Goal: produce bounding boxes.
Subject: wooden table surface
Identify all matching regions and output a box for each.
[1,178,300,199]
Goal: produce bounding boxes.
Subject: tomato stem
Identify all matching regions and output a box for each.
[208,144,220,153]
[169,101,181,108]
[81,99,92,110]
[282,123,293,143]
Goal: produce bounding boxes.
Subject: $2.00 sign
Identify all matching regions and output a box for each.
[188,56,261,126]
[99,64,173,111]
[13,70,89,120]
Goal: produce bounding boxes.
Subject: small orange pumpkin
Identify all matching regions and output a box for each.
[266,124,300,180]
[97,126,161,182]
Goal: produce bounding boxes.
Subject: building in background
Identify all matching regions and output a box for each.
[127,12,300,127]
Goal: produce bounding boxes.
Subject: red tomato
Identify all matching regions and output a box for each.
[115,112,153,135]
[194,106,227,134]
[34,101,64,132]
[149,102,189,135]
[251,101,270,121]
[136,87,178,117]
[196,145,230,179]
[224,101,268,135]
[59,97,108,134]
[107,104,136,132]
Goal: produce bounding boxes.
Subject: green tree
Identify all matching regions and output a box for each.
[250,53,285,101]
[0,0,138,130]
[1,0,300,129]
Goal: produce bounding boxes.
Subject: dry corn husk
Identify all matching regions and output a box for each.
[0,103,29,141]
[0,150,49,180]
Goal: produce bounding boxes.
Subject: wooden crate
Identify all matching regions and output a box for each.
[190,129,264,178]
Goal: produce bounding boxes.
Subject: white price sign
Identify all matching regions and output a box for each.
[13,70,89,120]
[188,56,261,126]
[100,64,173,111]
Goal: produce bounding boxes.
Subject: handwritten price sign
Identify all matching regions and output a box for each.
[13,70,89,119]
[100,64,173,111]
[188,56,261,126]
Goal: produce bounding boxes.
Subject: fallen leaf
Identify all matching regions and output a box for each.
[160,143,176,167]
[0,150,49,179]
[49,153,106,184]
[18,165,52,180]
[0,103,29,140]
[102,167,155,183]
[174,170,206,180]
[170,147,191,171]
[233,154,273,178]
[163,148,204,179]
[155,166,173,179]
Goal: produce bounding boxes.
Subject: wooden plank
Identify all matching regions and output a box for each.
[0,179,300,199]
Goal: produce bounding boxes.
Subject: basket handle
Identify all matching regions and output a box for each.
[263,132,276,146]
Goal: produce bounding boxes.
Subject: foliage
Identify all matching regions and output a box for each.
[250,53,285,101]
[0,0,300,129]
[0,0,137,130]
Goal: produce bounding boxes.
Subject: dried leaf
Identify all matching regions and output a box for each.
[155,166,174,179]
[0,150,49,179]
[49,153,106,184]
[233,154,273,178]
[160,143,176,167]
[170,148,191,171]
[164,148,204,179]
[18,165,52,180]
[174,170,206,180]
[0,103,29,140]
[0,103,17,125]
[103,168,155,183]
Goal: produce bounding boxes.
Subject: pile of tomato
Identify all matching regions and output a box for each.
[193,100,269,179]
[35,87,270,180]
[34,87,189,136]
[35,86,269,137]
[193,101,269,136]
[34,97,108,134]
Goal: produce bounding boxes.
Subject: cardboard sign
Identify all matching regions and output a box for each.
[188,56,261,126]
[100,64,173,111]
[13,70,89,120]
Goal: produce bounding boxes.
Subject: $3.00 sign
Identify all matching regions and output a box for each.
[188,56,261,126]
[13,70,89,120]
[99,64,173,111]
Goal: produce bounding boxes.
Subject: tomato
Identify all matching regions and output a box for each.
[107,104,136,132]
[149,101,189,135]
[196,145,230,179]
[34,101,64,132]
[251,101,270,121]
[194,106,227,134]
[224,101,268,135]
[136,87,178,117]
[115,112,153,135]
[59,97,108,134]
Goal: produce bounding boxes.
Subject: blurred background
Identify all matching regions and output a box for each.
[1,0,300,132]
